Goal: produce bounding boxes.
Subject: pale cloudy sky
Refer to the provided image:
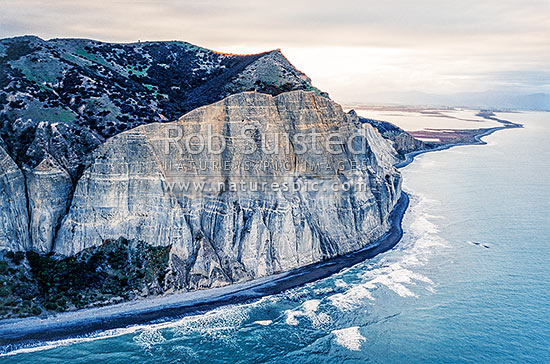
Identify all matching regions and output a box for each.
[1,0,549,104]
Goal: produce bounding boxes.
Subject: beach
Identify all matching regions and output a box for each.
[0,112,524,354]
[0,194,409,350]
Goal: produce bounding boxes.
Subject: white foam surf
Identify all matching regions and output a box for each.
[253,320,272,326]
[332,326,366,351]
[1,302,254,357]
[328,191,444,310]
[133,328,166,349]
[1,192,446,358]
[284,299,331,328]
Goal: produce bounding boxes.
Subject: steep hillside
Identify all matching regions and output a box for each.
[0,91,402,317]
[0,36,326,254]
[358,115,432,158]
[0,38,405,319]
[0,36,324,179]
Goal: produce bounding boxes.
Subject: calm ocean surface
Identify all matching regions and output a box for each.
[2,112,549,363]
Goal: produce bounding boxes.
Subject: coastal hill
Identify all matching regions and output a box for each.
[0,36,324,181]
[0,36,328,255]
[55,91,402,291]
[0,37,420,319]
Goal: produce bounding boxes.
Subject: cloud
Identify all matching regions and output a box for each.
[1,0,549,103]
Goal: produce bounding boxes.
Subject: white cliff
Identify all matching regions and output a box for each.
[0,144,31,252]
[24,156,73,253]
[53,90,402,291]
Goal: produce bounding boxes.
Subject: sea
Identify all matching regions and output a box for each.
[2,111,549,363]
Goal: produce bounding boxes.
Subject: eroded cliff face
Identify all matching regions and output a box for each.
[359,116,429,158]
[53,91,401,291]
[24,157,72,253]
[0,37,328,255]
[0,38,405,315]
[0,146,74,253]
[0,144,30,252]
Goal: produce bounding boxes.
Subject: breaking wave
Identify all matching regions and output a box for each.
[332,326,366,351]
[2,191,445,360]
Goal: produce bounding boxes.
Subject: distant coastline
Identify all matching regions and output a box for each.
[395,113,522,168]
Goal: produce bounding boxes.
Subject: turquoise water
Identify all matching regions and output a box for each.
[2,112,549,363]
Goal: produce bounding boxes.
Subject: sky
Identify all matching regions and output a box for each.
[1,0,549,105]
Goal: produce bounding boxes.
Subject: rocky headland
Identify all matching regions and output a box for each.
[0,37,423,320]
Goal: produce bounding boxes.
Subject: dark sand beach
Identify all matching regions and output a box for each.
[0,194,409,351]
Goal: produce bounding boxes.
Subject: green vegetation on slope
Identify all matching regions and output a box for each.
[0,238,170,319]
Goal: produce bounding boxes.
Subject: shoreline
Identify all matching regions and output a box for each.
[0,113,522,354]
[395,119,522,168]
[0,193,409,352]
